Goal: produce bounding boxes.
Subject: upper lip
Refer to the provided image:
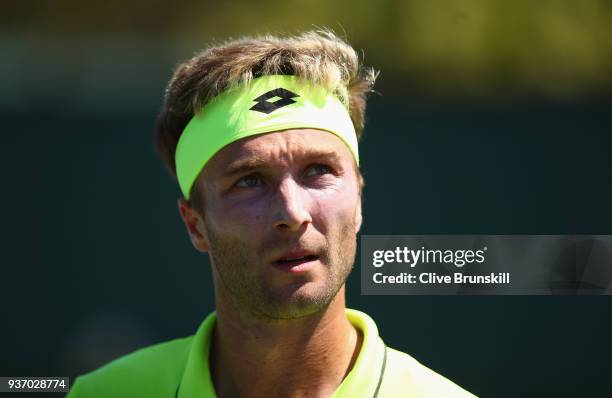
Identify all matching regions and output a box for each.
[272,248,318,263]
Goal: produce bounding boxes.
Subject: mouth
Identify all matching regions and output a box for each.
[271,252,320,272]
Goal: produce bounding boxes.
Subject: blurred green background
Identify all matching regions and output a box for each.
[2,1,612,397]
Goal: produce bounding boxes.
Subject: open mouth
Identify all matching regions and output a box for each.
[274,254,319,266]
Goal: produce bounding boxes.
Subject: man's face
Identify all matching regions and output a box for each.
[189,129,362,320]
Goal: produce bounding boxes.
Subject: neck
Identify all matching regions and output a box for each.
[210,287,362,398]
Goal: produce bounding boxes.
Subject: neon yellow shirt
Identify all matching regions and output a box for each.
[68,309,476,397]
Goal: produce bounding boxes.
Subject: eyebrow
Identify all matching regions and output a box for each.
[222,149,342,178]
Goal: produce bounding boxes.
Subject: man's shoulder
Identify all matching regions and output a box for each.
[68,335,194,398]
[380,346,477,398]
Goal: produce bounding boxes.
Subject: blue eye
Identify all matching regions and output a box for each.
[305,164,333,177]
[235,174,262,188]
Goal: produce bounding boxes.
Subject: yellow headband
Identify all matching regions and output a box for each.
[175,74,359,199]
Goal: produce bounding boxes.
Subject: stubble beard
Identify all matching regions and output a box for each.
[205,220,357,321]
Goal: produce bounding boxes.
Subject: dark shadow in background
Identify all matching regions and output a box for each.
[3,96,611,397]
[2,1,612,391]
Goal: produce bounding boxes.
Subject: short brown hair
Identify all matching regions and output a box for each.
[155,29,377,201]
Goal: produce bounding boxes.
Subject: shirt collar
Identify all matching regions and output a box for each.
[178,308,386,398]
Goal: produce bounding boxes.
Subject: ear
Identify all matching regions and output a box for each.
[178,198,210,253]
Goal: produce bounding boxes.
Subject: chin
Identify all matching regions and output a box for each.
[257,283,338,320]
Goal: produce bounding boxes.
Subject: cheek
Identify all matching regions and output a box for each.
[310,180,360,230]
[208,198,270,236]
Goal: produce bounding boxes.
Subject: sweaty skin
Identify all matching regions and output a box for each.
[178,129,364,398]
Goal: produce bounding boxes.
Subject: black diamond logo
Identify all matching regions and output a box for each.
[250,88,299,114]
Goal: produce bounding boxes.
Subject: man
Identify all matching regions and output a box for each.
[69,30,475,397]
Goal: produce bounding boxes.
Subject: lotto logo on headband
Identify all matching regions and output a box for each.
[250,88,300,114]
[176,75,359,199]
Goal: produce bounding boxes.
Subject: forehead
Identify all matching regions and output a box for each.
[203,128,355,173]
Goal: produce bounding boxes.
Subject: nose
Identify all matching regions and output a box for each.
[272,177,312,232]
